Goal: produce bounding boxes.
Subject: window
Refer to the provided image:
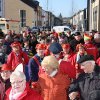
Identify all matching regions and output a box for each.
[20,10,26,27]
[91,0,96,3]
[0,24,5,30]
[93,6,97,30]
[64,28,70,31]
[0,0,1,11]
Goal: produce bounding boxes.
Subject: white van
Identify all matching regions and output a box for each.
[0,18,20,34]
[52,26,72,33]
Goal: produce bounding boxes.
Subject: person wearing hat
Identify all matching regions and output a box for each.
[6,41,29,70]
[32,55,71,100]
[49,42,63,60]
[70,31,84,52]
[28,43,46,84]
[0,64,12,100]
[84,33,99,60]
[49,42,76,79]
[68,55,100,100]
[62,43,75,62]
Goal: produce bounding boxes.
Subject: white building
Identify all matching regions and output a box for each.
[72,9,87,31]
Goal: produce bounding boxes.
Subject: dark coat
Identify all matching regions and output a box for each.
[68,65,100,100]
[28,54,43,82]
[70,39,84,52]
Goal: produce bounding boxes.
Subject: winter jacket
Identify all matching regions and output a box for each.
[68,65,100,100]
[84,43,99,60]
[70,39,84,52]
[71,53,86,74]
[28,54,43,82]
[96,57,100,66]
[5,83,43,100]
[0,78,11,100]
[38,70,70,100]
[62,52,75,65]
[59,61,76,79]
[6,51,29,70]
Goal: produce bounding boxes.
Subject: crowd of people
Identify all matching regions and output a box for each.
[0,29,100,100]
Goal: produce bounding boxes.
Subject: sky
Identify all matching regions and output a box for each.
[38,0,87,17]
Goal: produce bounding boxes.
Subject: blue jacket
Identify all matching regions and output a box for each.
[28,54,43,82]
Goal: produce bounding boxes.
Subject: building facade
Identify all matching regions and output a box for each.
[72,9,87,31]
[0,0,39,30]
[0,0,4,17]
[91,0,100,31]
[88,0,100,31]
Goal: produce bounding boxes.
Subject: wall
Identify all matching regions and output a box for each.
[4,0,36,27]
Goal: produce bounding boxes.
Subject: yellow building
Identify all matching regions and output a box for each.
[1,0,39,30]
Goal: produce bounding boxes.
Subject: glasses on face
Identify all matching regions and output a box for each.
[11,80,24,85]
[1,71,11,74]
[80,62,89,66]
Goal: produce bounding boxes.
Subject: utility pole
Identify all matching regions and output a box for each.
[47,0,48,11]
[47,0,49,27]
[72,0,74,26]
[89,0,92,31]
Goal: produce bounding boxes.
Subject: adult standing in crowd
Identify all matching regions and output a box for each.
[6,41,29,70]
[69,55,100,100]
[49,42,76,79]
[84,33,99,60]
[70,31,84,52]
[4,35,12,55]
[33,55,70,100]
[28,44,46,83]
[0,64,12,100]
[5,71,43,100]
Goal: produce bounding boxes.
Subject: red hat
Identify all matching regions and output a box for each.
[62,44,70,49]
[76,44,86,51]
[11,42,21,47]
[1,64,12,71]
[36,44,46,50]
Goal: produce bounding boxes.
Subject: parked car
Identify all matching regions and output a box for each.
[31,27,39,33]
[52,26,73,34]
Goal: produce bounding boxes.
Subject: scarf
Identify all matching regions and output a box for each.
[76,52,87,62]
[9,89,24,100]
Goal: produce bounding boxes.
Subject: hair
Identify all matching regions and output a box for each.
[76,43,86,51]
[84,60,95,66]
[10,71,26,82]
[41,55,59,70]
